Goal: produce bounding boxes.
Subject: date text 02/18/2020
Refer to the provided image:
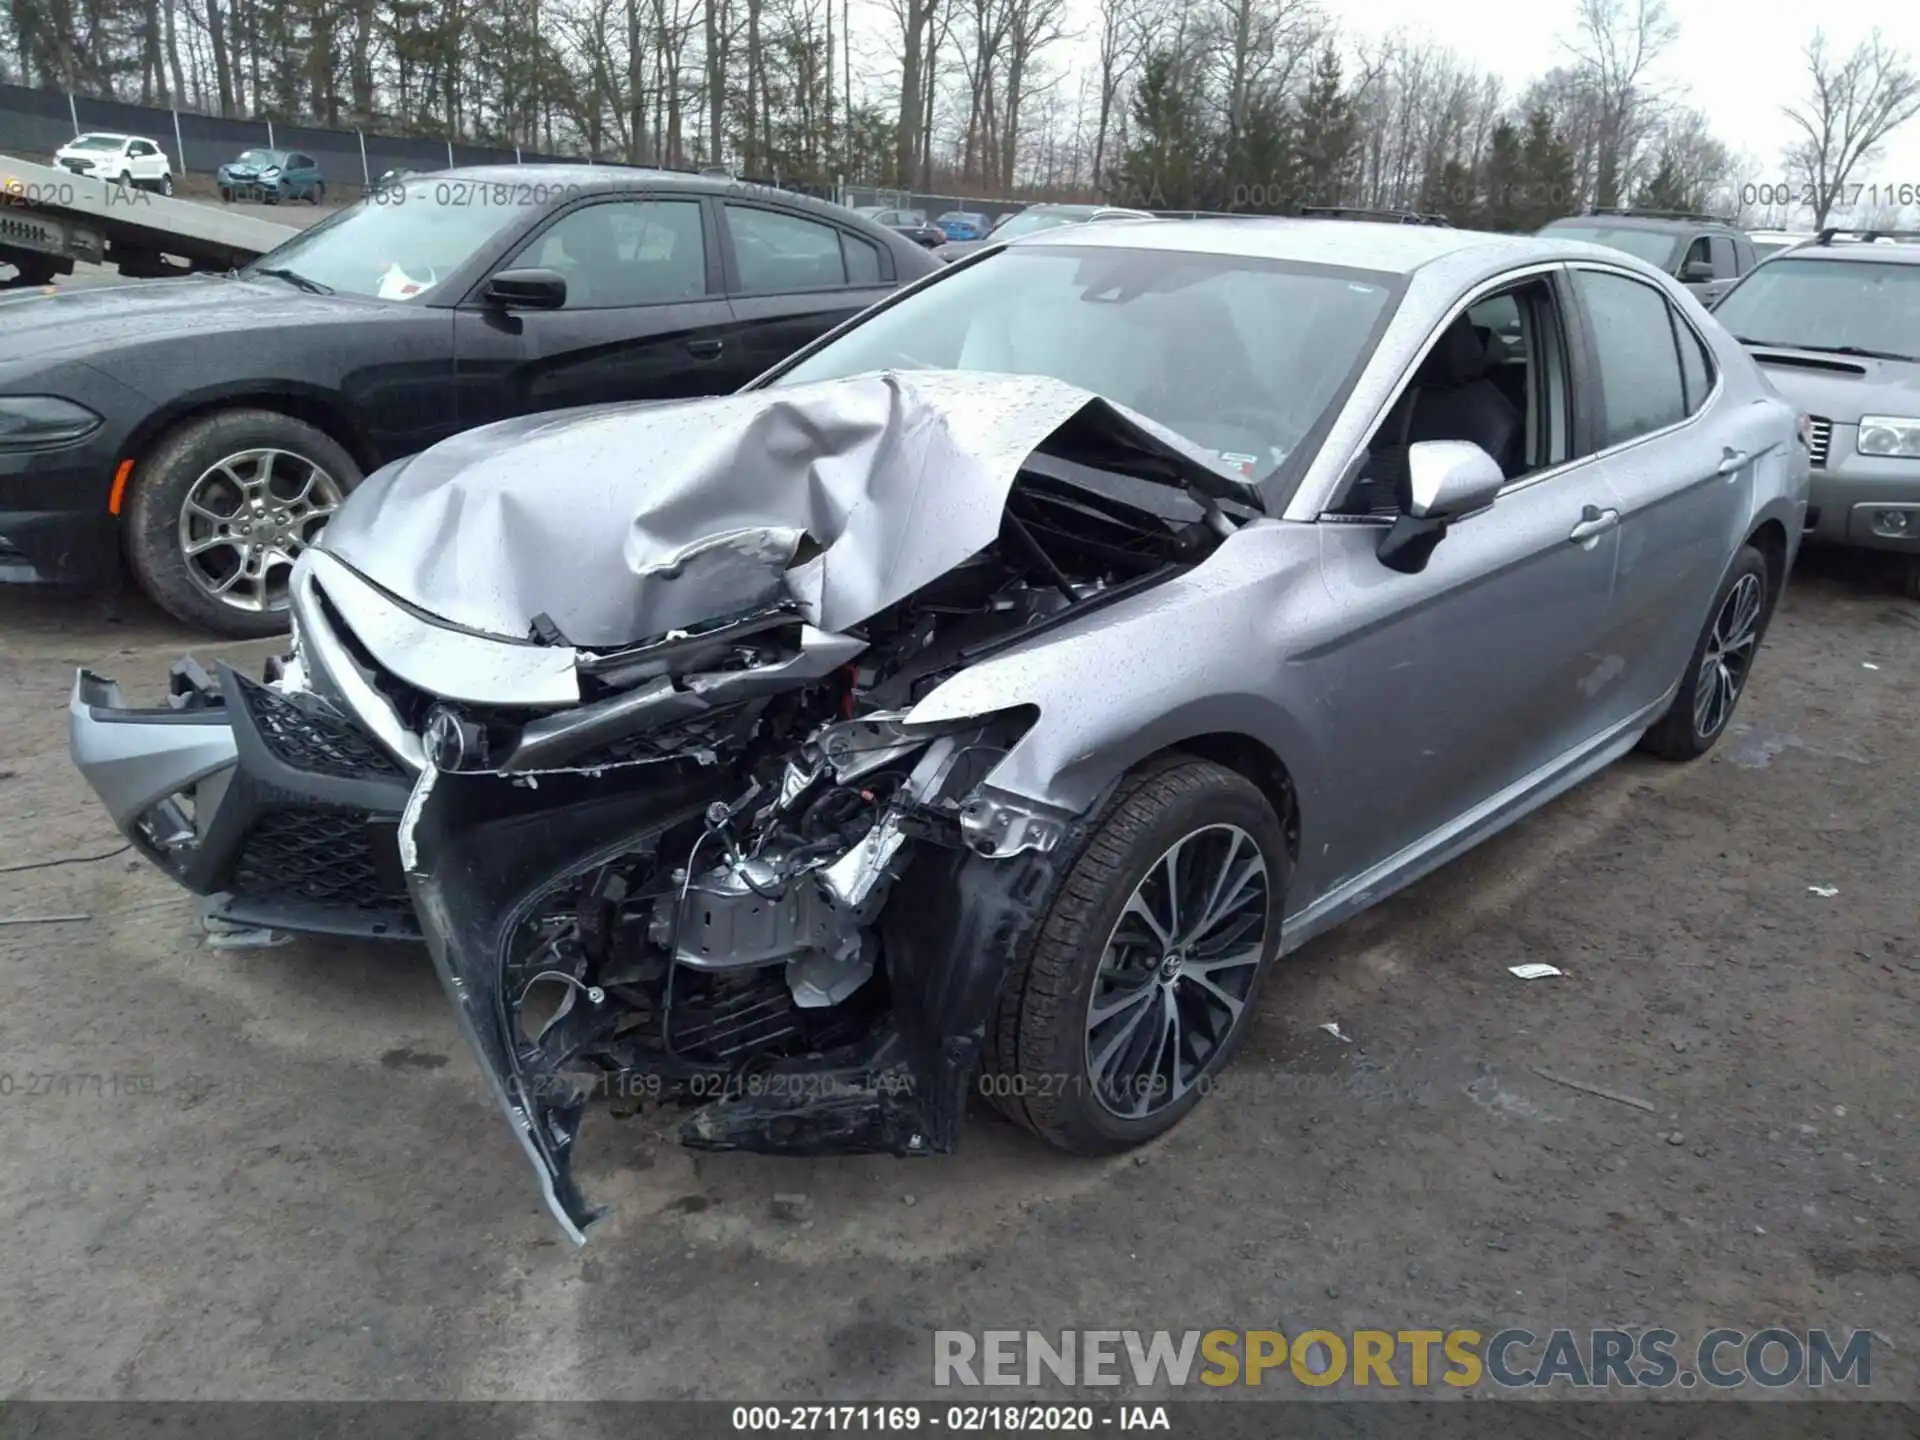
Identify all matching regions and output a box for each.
[730,1407,1171,1432]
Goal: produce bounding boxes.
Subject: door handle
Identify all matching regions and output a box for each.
[685,338,724,360]
[1568,505,1619,546]
[1716,446,1750,476]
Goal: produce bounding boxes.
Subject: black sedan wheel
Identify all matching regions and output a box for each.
[985,757,1288,1154]
[124,409,362,638]
[1639,544,1773,760]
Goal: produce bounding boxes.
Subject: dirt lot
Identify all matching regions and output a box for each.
[0,550,1915,1402]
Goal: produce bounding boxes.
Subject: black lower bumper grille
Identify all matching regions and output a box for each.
[237,677,404,780]
[229,809,408,909]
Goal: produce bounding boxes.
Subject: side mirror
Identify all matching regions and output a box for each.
[1681,258,1715,283]
[1377,440,1504,574]
[482,267,566,310]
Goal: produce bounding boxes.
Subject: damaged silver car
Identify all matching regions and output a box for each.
[71,220,1808,1241]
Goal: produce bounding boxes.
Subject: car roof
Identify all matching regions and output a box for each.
[1543,213,1738,233]
[1756,240,1920,265]
[1017,215,1558,276]
[415,164,876,223]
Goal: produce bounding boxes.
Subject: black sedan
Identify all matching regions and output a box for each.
[0,166,938,636]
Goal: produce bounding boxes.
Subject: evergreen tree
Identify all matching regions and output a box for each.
[1635,149,1692,211]
[1293,40,1354,207]
[1112,48,1214,210]
[1515,106,1578,230]
[1477,119,1523,230]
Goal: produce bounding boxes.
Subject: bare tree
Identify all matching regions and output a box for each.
[1563,0,1677,207]
[1784,28,1920,229]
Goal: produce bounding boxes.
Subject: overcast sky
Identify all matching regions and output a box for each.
[857,0,1920,223]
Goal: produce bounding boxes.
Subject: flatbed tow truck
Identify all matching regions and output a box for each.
[1,150,299,287]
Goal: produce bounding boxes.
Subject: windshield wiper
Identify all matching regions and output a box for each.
[250,266,333,295]
[1736,337,1917,362]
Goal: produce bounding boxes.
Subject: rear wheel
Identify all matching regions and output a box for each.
[1639,544,1773,760]
[984,757,1288,1154]
[123,409,361,638]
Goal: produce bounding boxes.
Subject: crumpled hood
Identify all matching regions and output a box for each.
[317,369,1255,650]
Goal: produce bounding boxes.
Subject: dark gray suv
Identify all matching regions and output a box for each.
[1539,209,1757,305]
[1711,229,1920,597]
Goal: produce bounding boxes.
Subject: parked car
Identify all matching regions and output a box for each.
[70,216,1803,1239]
[936,210,992,241]
[932,203,1153,261]
[0,165,938,635]
[852,206,946,248]
[218,148,327,204]
[1538,209,1755,304]
[1710,229,1920,598]
[50,132,174,194]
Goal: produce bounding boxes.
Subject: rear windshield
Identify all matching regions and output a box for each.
[1542,224,1679,267]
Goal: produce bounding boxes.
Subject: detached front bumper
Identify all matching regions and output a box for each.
[69,660,420,939]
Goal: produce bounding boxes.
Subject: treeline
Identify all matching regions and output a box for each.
[1,0,1910,225]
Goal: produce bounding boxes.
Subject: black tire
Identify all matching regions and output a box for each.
[159,174,174,196]
[311,181,325,205]
[983,756,1289,1155]
[123,409,362,639]
[220,186,233,203]
[1901,555,1920,603]
[1639,544,1774,761]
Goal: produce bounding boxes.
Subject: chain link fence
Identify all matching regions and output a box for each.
[837,184,1028,226]
[1,82,822,200]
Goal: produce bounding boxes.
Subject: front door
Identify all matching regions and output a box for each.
[1309,269,1626,886]
[452,194,736,428]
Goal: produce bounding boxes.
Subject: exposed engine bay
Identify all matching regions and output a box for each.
[70,370,1276,1242]
[392,453,1243,1238]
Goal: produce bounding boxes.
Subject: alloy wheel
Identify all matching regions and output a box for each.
[1083,823,1271,1119]
[1693,571,1764,740]
[176,448,343,613]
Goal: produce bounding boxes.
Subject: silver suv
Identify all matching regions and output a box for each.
[1711,229,1920,597]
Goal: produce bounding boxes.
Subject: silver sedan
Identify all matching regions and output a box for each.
[71,216,1808,1240]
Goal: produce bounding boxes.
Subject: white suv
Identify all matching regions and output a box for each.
[52,133,176,194]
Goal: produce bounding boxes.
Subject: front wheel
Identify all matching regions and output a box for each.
[123,409,362,638]
[1639,544,1774,760]
[158,173,174,196]
[310,181,325,205]
[984,757,1288,1154]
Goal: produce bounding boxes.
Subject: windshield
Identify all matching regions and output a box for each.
[1713,258,1920,358]
[69,135,125,152]
[767,245,1399,481]
[234,150,280,166]
[239,179,527,300]
[991,208,1097,239]
[1543,224,1679,267]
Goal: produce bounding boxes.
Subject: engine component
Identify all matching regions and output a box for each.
[663,851,847,970]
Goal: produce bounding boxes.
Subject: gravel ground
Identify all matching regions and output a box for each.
[0,548,1914,1402]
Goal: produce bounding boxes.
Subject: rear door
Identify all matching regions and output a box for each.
[718,200,900,387]
[1564,263,1766,723]
[451,192,736,428]
[128,139,162,181]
